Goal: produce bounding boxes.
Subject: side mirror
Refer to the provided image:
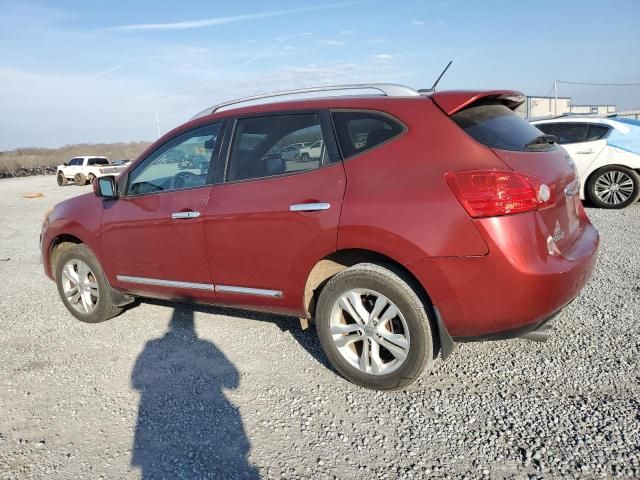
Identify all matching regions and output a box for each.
[265,155,286,175]
[95,175,117,199]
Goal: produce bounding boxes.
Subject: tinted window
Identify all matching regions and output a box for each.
[128,124,221,195]
[227,113,327,182]
[87,157,109,166]
[586,124,610,141]
[536,123,588,144]
[68,158,82,166]
[332,111,404,158]
[452,101,552,151]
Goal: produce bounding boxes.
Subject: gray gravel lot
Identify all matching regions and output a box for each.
[0,175,639,479]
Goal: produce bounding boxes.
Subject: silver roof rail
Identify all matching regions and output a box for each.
[191,83,420,120]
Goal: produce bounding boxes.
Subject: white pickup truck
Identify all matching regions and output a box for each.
[298,140,324,162]
[56,156,128,186]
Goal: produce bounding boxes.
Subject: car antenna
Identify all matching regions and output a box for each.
[418,60,453,93]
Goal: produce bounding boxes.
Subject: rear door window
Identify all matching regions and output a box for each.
[88,157,109,166]
[586,124,610,141]
[331,111,404,158]
[535,123,588,144]
[452,101,553,151]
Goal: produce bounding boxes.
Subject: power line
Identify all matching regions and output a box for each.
[557,80,640,86]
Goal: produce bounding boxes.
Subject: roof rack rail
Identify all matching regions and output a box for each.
[191,83,420,119]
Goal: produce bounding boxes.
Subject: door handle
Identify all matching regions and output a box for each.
[171,211,201,219]
[576,149,593,154]
[289,202,331,212]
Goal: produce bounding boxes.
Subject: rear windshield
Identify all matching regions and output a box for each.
[452,101,554,152]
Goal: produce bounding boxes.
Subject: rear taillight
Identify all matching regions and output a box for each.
[445,170,556,218]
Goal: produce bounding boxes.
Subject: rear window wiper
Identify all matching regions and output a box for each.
[524,134,558,150]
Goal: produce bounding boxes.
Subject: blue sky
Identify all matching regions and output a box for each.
[1,0,639,150]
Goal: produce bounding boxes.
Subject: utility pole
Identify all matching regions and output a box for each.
[155,110,161,138]
[554,79,558,116]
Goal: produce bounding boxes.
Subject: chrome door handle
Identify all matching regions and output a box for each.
[171,211,201,219]
[577,149,593,154]
[289,202,331,212]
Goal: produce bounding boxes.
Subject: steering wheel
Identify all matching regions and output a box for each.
[172,171,201,189]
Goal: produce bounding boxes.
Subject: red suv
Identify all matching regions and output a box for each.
[41,84,599,390]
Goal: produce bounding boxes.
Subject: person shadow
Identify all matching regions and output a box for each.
[131,306,259,479]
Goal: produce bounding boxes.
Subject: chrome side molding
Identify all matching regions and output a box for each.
[116,275,282,298]
[289,202,331,212]
[216,285,283,298]
[116,275,214,291]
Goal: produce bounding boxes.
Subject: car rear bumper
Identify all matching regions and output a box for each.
[407,211,599,338]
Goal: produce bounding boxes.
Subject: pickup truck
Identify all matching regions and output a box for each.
[56,156,128,186]
[297,140,324,162]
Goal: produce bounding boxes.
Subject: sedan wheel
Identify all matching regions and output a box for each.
[588,166,640,209]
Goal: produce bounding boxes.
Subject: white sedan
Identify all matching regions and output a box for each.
[532,117,640,208]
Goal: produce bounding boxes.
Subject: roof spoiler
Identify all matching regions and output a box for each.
[431,90,525,116]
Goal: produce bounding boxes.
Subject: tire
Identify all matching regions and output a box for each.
[87,173,95,185]
[587,166,640,209]
[300,153,310,162]
[315,263,434,390]
[73,173,86,186]
[54,244,122,323]
[57,172,67,186]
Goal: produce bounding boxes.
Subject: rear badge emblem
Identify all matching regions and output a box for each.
[552,220,565,243]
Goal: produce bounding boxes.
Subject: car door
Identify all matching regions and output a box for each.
[67,157,82,176]
[100,122,224,301]
[202,111,346,315]
[537,122,608,177]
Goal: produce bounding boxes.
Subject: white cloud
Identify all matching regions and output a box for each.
[107,2,373,31]
[340,30,354,35]
[411,19,425,26]
[320,39,345,47]
[373,54,393,61]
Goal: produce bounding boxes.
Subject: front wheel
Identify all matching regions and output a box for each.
[587,166,640,209]
[57,172,67,186]
[54,244,122,323]
[315,263,435,390]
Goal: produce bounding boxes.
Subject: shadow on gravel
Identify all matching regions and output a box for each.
[138,298,333,372]
[131,306,259,479]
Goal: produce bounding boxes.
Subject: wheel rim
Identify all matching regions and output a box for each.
[57,174,64,185]
[594,170,634,205]
[61,259,99,314]
[329,288,410,376]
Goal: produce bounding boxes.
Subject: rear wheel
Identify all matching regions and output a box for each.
[54,244,122,323]
[57,172,67,186]
[74,173,86,186]
[587,166,640,209]
[315,263,434,390]
[300,153,310,162]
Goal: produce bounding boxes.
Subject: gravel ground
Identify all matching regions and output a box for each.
[0,175,638,479]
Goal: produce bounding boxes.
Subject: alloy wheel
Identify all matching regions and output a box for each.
[61,259,99,314]
[594,170,635,206]
[329,288,410,375]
